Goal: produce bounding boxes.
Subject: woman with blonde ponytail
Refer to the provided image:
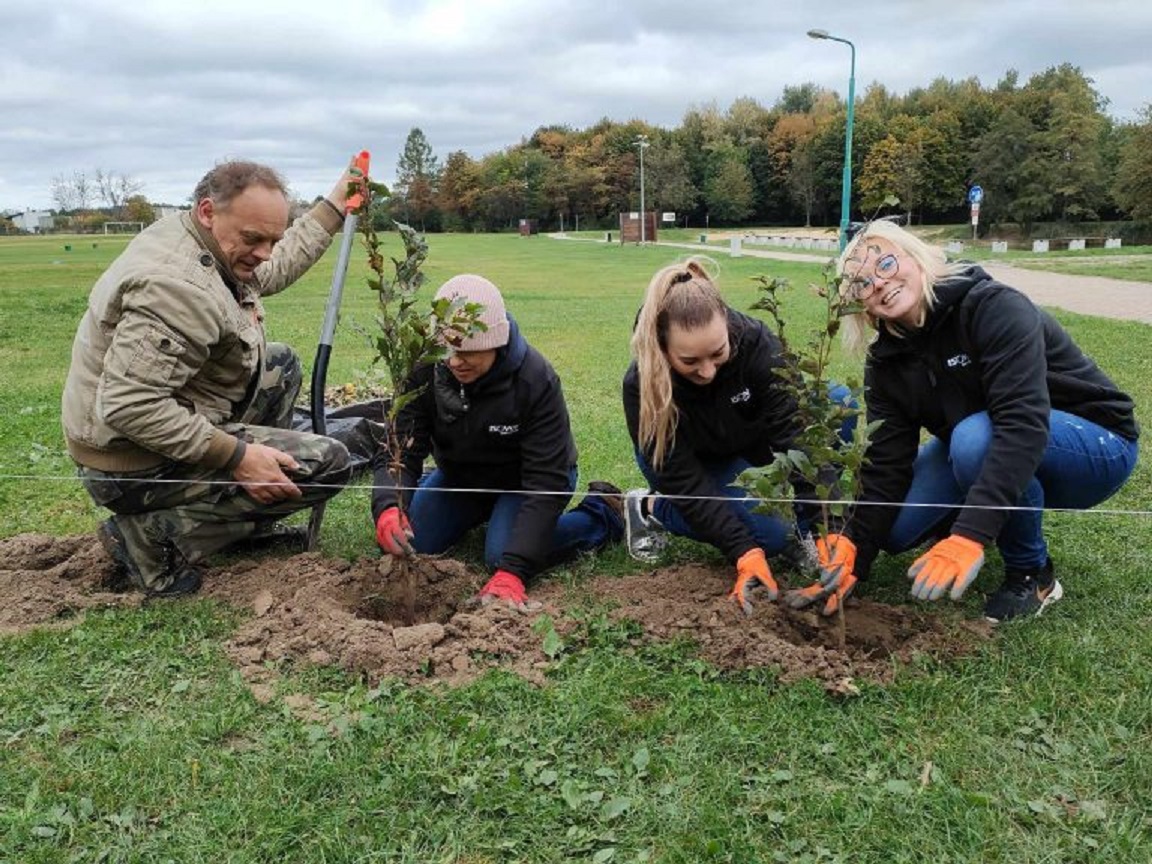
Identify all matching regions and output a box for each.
[622,256,850,615]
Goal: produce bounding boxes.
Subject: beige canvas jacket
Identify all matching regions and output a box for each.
[62,202,342,472]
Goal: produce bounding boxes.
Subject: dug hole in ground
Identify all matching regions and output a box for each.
[0,531,992,698]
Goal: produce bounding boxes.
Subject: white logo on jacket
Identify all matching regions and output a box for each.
[946,353,971,368]
[488,424,519,435]
[730,387,751,403]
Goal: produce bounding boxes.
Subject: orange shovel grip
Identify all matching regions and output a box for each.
[346,149,371,213]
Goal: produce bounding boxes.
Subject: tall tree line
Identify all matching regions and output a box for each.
[383,64,1151,236]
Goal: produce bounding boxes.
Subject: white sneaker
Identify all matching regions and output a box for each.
[625,489,668,563]
[778,529,820,579]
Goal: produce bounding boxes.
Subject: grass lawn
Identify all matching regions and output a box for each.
[1,230,1150,862]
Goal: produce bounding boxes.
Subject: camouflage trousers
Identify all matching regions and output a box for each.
[79,343,352,590]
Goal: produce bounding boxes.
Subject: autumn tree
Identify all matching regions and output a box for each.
[773,82,828,115]
[124,194,156,225]
[395,127,441,231]
[1037,71,1109,221]
[1112,110,1152,220]
[642,138,698,216]
[972,108,1038,229]
[438,150,482,231]
[704,149,755,223]
[50,171,95,213]
[95,169,144,218]
[857,112,965,222]
[768,113,822,226]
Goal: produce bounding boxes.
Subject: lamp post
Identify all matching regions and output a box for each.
[634,134,649,244]
[807,28,855,251]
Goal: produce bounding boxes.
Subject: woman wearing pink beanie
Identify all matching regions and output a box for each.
[370,274,624,607]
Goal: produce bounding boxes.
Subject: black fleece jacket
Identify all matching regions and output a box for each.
[623,308,809,563]
[845,266,1138,577]
[371,316,577,579]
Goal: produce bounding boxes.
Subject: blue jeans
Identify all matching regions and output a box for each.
[637,383,857,555]
[638,454,795,555]
[881,410,1139,570]
[406,467,621,571]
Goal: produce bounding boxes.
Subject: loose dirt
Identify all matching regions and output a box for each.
[0,532,992,695]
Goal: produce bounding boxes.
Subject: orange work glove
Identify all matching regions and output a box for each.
[477,570,529,608]
[783,572,858,617]
[908,534,985,601]
[375,507,414,557]
[729,548,778,616]
[783,534,858,616]
[815,534,856,590]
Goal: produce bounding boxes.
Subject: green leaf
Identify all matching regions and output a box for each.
[631,747,650,774]
[542,627,563,659]
[1078,799,1107,821]
[601,796,631,820]
[561,779,585,811]
[536,769,558,787]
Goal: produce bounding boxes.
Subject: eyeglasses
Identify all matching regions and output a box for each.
[845,252,899,301]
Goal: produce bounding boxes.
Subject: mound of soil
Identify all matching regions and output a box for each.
[0,532,992,695]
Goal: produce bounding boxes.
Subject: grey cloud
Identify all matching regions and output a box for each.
[2,0,1150,209]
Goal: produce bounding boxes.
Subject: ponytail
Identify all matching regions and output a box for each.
[630,256,727,469]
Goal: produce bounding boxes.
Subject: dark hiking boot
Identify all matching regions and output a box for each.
[237,521,309,553]
[98,517,202,599]
[144,565,203,601]
[97,518,145,591]
[984,558,1064,624]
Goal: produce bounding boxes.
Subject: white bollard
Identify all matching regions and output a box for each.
[1032,239,1049,253]
[991,241,1008,254]
[730,236,742,257]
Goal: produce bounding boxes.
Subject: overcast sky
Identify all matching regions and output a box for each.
[3,0,1149,211]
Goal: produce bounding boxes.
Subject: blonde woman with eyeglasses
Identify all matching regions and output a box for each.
[790,220,1139,624]
[622,256,854,615]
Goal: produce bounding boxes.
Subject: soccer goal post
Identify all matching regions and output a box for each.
[103,222,145,235]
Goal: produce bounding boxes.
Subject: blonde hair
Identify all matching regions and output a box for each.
[630,256,728,470]
[837,220,967,354]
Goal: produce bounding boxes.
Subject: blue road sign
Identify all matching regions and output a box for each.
[968,185,984,205]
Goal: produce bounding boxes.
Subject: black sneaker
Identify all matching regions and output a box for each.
[984,558,1064,624]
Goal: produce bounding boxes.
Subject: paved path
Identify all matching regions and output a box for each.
[604,238,1152,325]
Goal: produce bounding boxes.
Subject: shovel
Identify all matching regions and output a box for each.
[306,150,371,550]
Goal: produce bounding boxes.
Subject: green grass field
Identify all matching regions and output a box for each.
[2,231,1151,862]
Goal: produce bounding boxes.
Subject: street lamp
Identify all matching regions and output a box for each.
[807,28,856,251]
[634,134,649,244]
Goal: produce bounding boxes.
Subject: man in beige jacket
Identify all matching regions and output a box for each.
[62,158,360,597]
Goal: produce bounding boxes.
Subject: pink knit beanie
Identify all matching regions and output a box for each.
[434,274,510,351]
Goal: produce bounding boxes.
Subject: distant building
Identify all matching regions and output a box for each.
[8,209,56,233]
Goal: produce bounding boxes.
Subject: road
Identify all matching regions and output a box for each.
[585,236,1152,325]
